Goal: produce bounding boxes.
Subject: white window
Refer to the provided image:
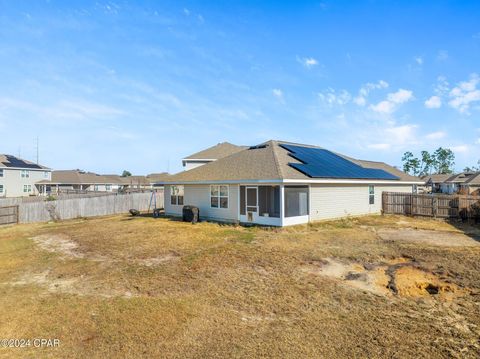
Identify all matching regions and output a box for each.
[21,170,30,178]
[0,185,3,193]
[44,171,49,178]
[368,185,375,205]
[23,184,31,193]
[210,185,229,209]
[94,185,99,191]
[106,184,112,191]
[170,185,184,205]
[412,184,418,194]
[0,169,3,177]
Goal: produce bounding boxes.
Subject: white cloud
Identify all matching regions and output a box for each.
[183,8,190,16]
[425,131,446,140]
[437,50,449,61]
[370,89,413,114]
[448,73,480,114]
[272,88,284,100]
[434,76,449,95]
[385,124,418,145]
[318,88,351,106]
[297,56,319,69]
[367,143,391,150]
[415,56,423,65]
[451,145,469,153]
[388,89,413,103]
[476,138,480,145]
[425,95,441,109]
[354,80,389,106]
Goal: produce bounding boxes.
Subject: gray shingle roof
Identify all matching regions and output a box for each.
[183,142,247,160]
[162,140,421,183]
[0,154,50,170]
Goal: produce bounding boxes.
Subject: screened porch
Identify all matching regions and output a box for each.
[239,185,309,226]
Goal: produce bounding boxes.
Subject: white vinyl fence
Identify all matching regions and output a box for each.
[17,192,164,224]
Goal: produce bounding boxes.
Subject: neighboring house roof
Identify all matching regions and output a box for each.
[146,172,172,183]
[464,172,480,185]
[38,170,124,185]
[445,172,478,184]
[0,154,50,170]
[38,171,172,186]
[183,142,247,161]
[161,140,422,184]
[422,174,452,184]
[118,175,150,186]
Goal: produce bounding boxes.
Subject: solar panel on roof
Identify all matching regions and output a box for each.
[1,155,43,169]
[280,144,399,180]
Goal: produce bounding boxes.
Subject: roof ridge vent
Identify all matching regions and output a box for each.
[249,144,268,150]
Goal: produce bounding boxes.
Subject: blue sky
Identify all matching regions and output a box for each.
[0,0,479,174]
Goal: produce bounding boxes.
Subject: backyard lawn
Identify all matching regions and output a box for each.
[0,214,479,358]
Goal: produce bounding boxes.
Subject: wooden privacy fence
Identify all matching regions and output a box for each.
[0,206,19,225]
[382,192,480,220]
[14,191,164,224]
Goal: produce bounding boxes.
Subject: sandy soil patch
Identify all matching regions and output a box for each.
[377,228,480,247]
[301,258,391,296]
[32,234,84,258]
[10,270,134,298]
[135,252,180,267]
[301,257,468,299]
[392,266,463,298]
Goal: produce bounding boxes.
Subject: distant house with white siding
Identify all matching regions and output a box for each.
[181,142,247,171]
[0,154,51,197]
[159,140,422,227]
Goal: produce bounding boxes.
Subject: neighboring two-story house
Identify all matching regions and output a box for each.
[0,154,51,197]
[181,142,247,171]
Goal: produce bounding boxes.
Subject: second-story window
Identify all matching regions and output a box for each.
[21,170,30,178]
[0,169,3,177]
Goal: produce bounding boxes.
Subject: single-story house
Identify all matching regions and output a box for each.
[422,172,480,195]
[37,171,173,195]
[0,154,51,197]
[463,173,480,195]
[422,174,453,193]
[159,140,422,226]
[182,142,247,171]
[36,170,126,194]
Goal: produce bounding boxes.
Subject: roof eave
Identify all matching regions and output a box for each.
[157,179,423,185]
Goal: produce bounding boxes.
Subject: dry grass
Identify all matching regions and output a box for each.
[0,214,479,358]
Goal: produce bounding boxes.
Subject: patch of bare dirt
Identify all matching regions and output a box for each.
[377,228,480,247]
[135,252,180,267]
[32,234,84,259]
[301,257,468,299]
[10,270,135,298]
[392,266,463,299]
[301,258,391,296]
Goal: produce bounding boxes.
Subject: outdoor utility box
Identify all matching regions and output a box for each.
[182,205,200,223]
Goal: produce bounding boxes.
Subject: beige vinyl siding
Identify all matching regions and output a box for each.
[164,184,239,222]
[0,168,51,198]
[310,184,413,221]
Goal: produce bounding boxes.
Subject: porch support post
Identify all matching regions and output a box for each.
[280,185,285,226]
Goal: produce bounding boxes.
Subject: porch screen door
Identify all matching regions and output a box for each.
[246,187,258,213]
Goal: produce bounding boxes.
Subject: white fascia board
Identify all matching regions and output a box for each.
[157,178,423,185]
[0,166,51,171]
[283,179,425,185]
[181,158,217,162]
[158,179,283,185]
